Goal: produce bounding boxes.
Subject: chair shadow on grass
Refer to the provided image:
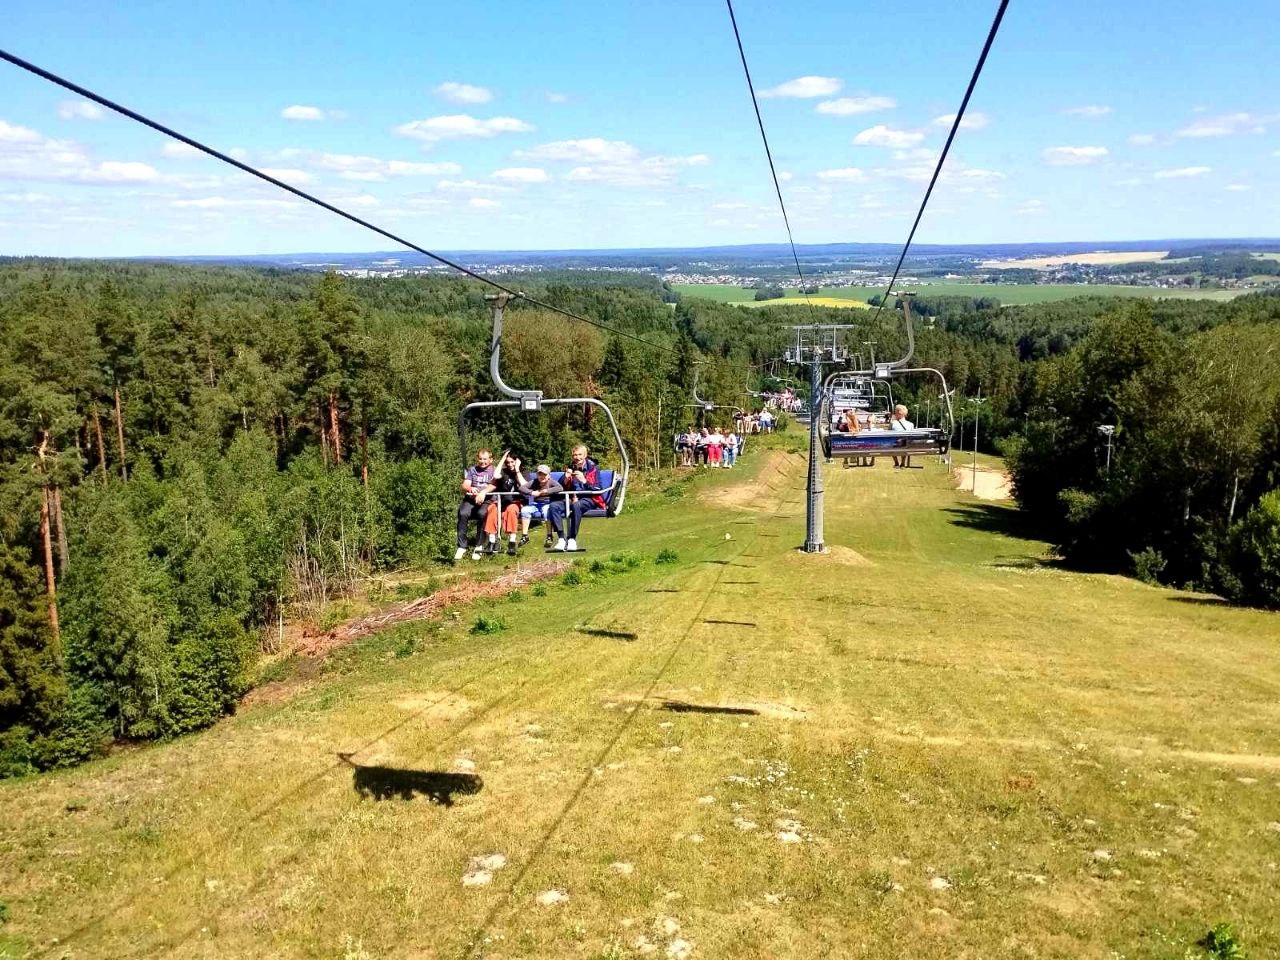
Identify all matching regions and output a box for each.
[576,627,638,641]
[338,754,483,805]
[661,700,759,716]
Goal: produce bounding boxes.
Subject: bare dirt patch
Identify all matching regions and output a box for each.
[980,251,1168,270]
[954,465,1012,501]
[295,559,568,657]
[789,544,872,566]
[701,451,792,512]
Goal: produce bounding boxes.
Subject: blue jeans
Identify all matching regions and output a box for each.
[546,499,591,539]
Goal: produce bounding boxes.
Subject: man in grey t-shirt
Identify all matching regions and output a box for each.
[456,449,496,560]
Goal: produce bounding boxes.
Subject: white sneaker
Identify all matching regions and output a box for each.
[471,548,483,560]
[566,538,578,551]
[454,547,466,561]
[551,538,567,551]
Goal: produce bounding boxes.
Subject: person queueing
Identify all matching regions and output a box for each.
[519,463,563,548]
[707,427,723,468]
[890,403,915,469]
[483,451,526,556]
[455,448,496,561]
[547,444,605,552]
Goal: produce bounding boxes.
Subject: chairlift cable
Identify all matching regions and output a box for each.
[868,0,1011,328]
[0,47,678,356]
[724,0,819,316]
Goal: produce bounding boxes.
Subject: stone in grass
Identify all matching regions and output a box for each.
[633,935,658,955]
[929,876,951,891]
[696,796,716,805]
[470,853,507,872]
[1267,822,1280,834]
[776,831,802,844]
[461,870,493,887]
[667,938,694,959]
[1091,849,1113,862]
[453,757,477,773]
[611,861,635,876]
[774,818,803,832]
[733,818,758,832]
[535,889,569,907]
[659,917,681,937]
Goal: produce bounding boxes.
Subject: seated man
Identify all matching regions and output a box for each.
[890,403,915,469]
[519,463,563,548]
[547,444,606,552]
[455,448,496,561]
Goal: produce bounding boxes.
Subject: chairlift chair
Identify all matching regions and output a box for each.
[817,291,954,468]
[458,294,631,549]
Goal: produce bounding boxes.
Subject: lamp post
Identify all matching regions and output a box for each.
[968,391,987,492]
[1097,424,1115,474]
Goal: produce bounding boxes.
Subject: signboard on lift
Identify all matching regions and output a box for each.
[874,363,892,379]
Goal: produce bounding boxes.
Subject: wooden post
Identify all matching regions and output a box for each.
[91,404,108,480]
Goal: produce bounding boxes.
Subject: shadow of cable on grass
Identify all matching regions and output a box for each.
[338,754,483,805]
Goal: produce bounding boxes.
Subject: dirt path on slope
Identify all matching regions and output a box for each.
[700,450,800,512]
[954,463,1012,501]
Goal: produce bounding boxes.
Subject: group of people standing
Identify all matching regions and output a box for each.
[456,444,606,560]
[675,427,742,468]
[733,409,774,435]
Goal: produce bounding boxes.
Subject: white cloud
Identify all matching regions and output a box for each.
[394,114,533,143]
[1154,166,1211,179]
[1225,183,1250,192]
[931,112,990,130]
[469,197,500,209]
[566,153,709,188]
[816,96,895,116]
[280,105,330,121]
[0,122,159,184]
[777,171,793,182]
[434,82,493,104]
[170,196,298,210]
[0,120,43,144]
[162,142,203,160]
[816,167,866,182]
[517,138,639,163]
[1016,199,1046,215]
[259,167,315,185]
[1117,177,1144,186]
[1043,145,1109,165]
[1176,112,1272,138]
[492,166,548,183]
[956,168,1005,181]
[303,152,462,181]
[1063,105,1112,118]
[759,76,842,99]
[56,100,105,121]
[546,92,569,104]
[710,201,750,210]
[436,179,514,194]
[853,125,924,148]
[1127,133,1156,146]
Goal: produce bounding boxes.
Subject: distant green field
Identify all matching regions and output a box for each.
[672,282,1243,307]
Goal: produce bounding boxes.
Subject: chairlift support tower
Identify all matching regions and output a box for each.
[785,324,853,554]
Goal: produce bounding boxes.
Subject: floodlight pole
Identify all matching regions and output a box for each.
[968,390,987,492]
[1098,424,1115,474]
[788,324,853,554]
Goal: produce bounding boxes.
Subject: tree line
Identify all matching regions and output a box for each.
[2,261,1277,777]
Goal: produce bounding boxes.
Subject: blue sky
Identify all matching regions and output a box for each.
[2,0,1277,256]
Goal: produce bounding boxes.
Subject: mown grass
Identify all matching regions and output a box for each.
[1,440,1278,959]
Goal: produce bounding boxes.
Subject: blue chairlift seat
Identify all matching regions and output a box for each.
[545,469,618,519]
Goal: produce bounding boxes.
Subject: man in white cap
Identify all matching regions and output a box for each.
[519,463,563,548]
